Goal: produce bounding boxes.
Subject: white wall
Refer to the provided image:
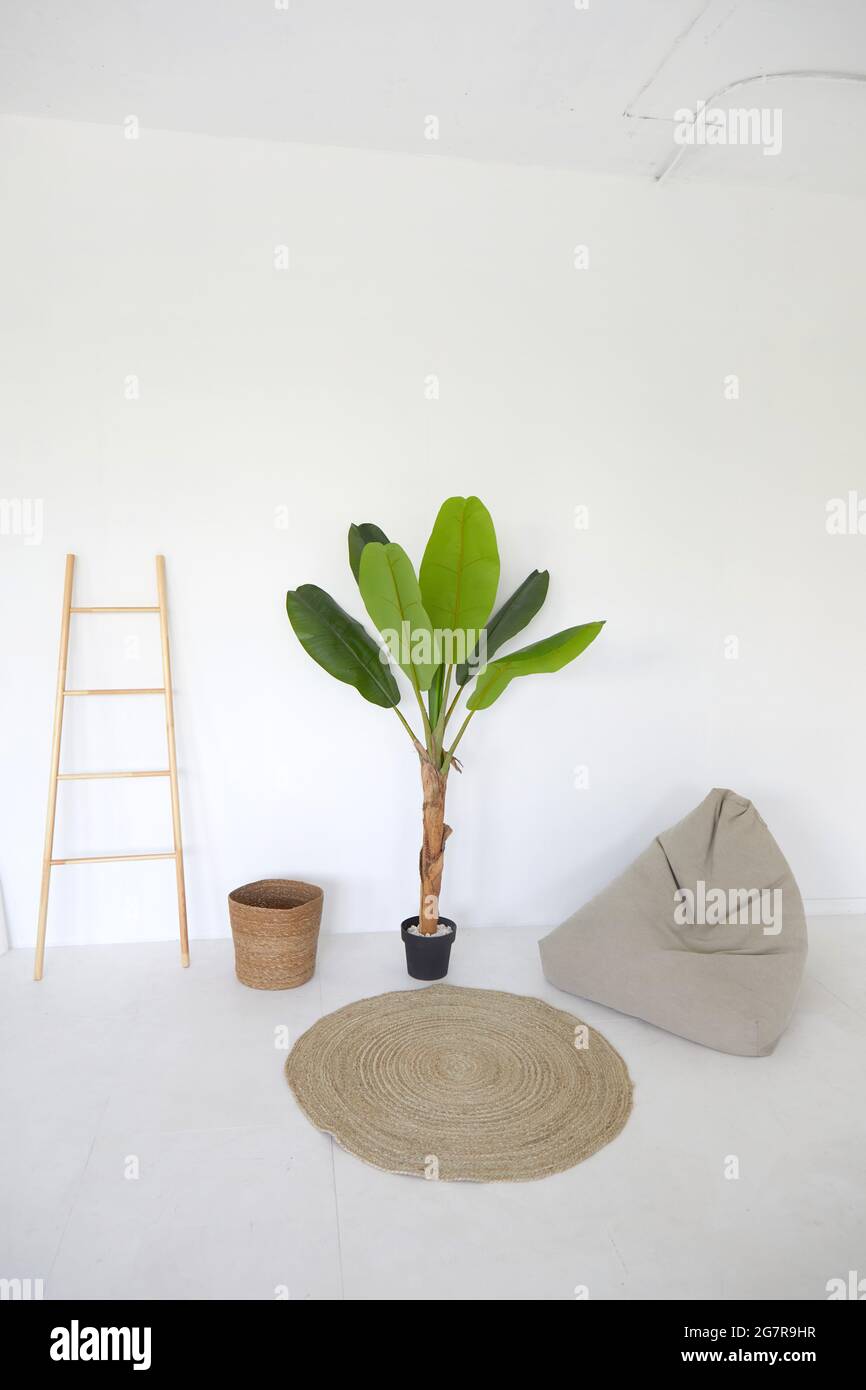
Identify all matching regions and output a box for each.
[1,115,864,950]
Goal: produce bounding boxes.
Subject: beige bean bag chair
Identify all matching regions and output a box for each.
[539,789,807,1056]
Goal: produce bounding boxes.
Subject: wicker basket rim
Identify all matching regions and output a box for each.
[228,878,323,912]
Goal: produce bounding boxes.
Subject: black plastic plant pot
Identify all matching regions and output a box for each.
[401,916,457,981]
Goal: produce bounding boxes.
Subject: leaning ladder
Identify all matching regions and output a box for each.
[34,554,189,979]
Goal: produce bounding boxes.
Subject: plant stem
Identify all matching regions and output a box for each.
[410,680,434,754]
[442,685,462,730]
[430,663,453,764]
[419,756,449,932]
[392,706,420,746]
[441,665,453,720]
[442,709,475,771]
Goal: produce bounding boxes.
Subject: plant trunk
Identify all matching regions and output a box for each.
[419,755,451,933]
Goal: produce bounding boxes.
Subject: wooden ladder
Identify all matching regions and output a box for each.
[34,554,189,979]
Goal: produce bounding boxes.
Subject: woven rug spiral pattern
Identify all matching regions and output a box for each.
[285,983,633,1182]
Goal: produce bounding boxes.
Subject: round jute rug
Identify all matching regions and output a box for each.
[285,983,633,1182]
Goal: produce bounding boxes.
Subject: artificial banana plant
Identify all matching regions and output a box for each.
[286,497,604,933]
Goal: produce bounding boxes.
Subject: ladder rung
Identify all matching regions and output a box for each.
[71,606,160,613]
[64,688,166,696]
[57,770,171,781]
[50,852,177,865]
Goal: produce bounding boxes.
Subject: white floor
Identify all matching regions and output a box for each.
[1,918,864,1301]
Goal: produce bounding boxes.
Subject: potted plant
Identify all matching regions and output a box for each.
[285,496,604,980]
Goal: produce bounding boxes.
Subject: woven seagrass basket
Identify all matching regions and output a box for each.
[228,879,323,989]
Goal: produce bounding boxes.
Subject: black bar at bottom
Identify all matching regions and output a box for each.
[5,1296,862,1373]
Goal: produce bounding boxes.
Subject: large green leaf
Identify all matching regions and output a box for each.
[419,497,499,659]
[348,522,389,582]
[466,621,605,710]
[286,584,400,708]
[358,542,436,691]
[456,569,549,685]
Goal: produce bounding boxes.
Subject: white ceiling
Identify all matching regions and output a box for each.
[2,0,866,193]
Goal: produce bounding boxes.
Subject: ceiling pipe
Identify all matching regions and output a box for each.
[654,69,866,183]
